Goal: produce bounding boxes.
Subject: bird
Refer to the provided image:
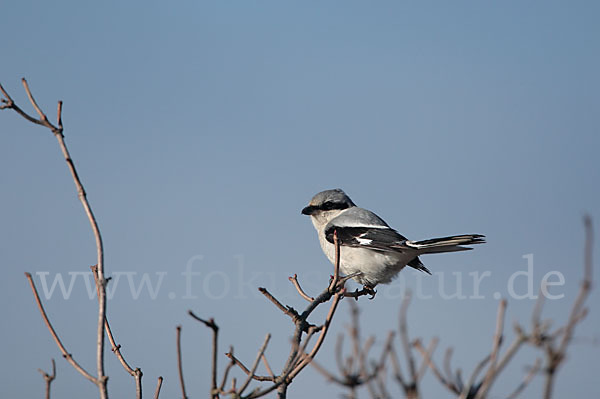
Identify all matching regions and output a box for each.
[301,189,484,295]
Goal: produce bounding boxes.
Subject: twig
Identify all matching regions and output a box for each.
[335,334,349,376]
[25,273,97,384]
[37,358,56,399]
[176,326,188,399]
[220,346,236,392]
[224,351,274,382]
[458,355,490,399]
[293,326,319,368]
[506,359,541,399]
[238,333,272,395]
[475,299,507,399]
[258,287,301,323]
[443,348,455,388]
[262,354,275,378]
[289,274,314,301]
[416,338,438,381]
[385,333,406,386]
[91,265,142,399]
[309,358,349,385]
[289,290,344,379]
[153,376,163,399]
[188,311,220,398]
[399,292,417,384]
[542,216,594,399]
[414,339,459,394]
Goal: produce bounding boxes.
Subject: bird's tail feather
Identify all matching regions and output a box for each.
[406,234,485,254]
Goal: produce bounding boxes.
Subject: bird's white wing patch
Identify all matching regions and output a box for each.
[356,237,373,245]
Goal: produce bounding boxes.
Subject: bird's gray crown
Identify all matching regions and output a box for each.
[301,189,356,215]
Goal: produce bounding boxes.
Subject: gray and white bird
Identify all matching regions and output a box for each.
[302,189,484,293]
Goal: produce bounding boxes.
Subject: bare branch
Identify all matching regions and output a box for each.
[475,299,508,398]
[224,351,274,382]
[541,216,594,399]
[219,346,236,392]
[399,292,417,384]
[289,274,314,301]
[238,333,272,395]
[153,376,164,399]
[258,287,302,324]
[25,273,97,384]
[289,290,344,379]
[176,326,188,399]
[506,359,541,399]
[91,265,142,399]
[188,311,219,398]
[416,338,438,381]
[21,78,49,122]
[3,79,108,398]
[37,359,56,399]
[414,339,459,394]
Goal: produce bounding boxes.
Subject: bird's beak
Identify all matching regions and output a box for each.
[301,205,316,215]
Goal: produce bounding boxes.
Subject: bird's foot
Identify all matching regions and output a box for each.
[363,285,377,300]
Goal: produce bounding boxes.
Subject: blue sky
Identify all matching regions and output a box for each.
[1,1,599,398]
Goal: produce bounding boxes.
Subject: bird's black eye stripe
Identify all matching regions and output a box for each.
[320,201,350,211]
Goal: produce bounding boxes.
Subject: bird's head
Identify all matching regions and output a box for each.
[301,189,356,228]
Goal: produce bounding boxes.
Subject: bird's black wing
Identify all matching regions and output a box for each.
[324,225,410,253]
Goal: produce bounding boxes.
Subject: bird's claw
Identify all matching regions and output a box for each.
[364,285,377,300]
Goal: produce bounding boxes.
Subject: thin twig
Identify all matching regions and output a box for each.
[258,287,303,325]
[262,354,275,378]
[399,292,417,383]
[506,359,541,399]
[475,299,507,399]
[37,358,56,399]
[385,333,406,387]
[25,273,97,384]
[220,346,236,391]
[414,339,459,394]
[458,355,490,399]
[91,265,142,398]
[176,326,188,399]
[153,376,163,399]
[542,216,593,399]
[416,338,438,381]
[238,333,272,395]
[224,351,274,382]
[188,311,220,398]
[289,290,344,379]
[293,326,319,368]
[443,348,455,387]
[289,274,314,301]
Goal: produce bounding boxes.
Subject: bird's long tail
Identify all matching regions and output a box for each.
[406,234,485,254]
